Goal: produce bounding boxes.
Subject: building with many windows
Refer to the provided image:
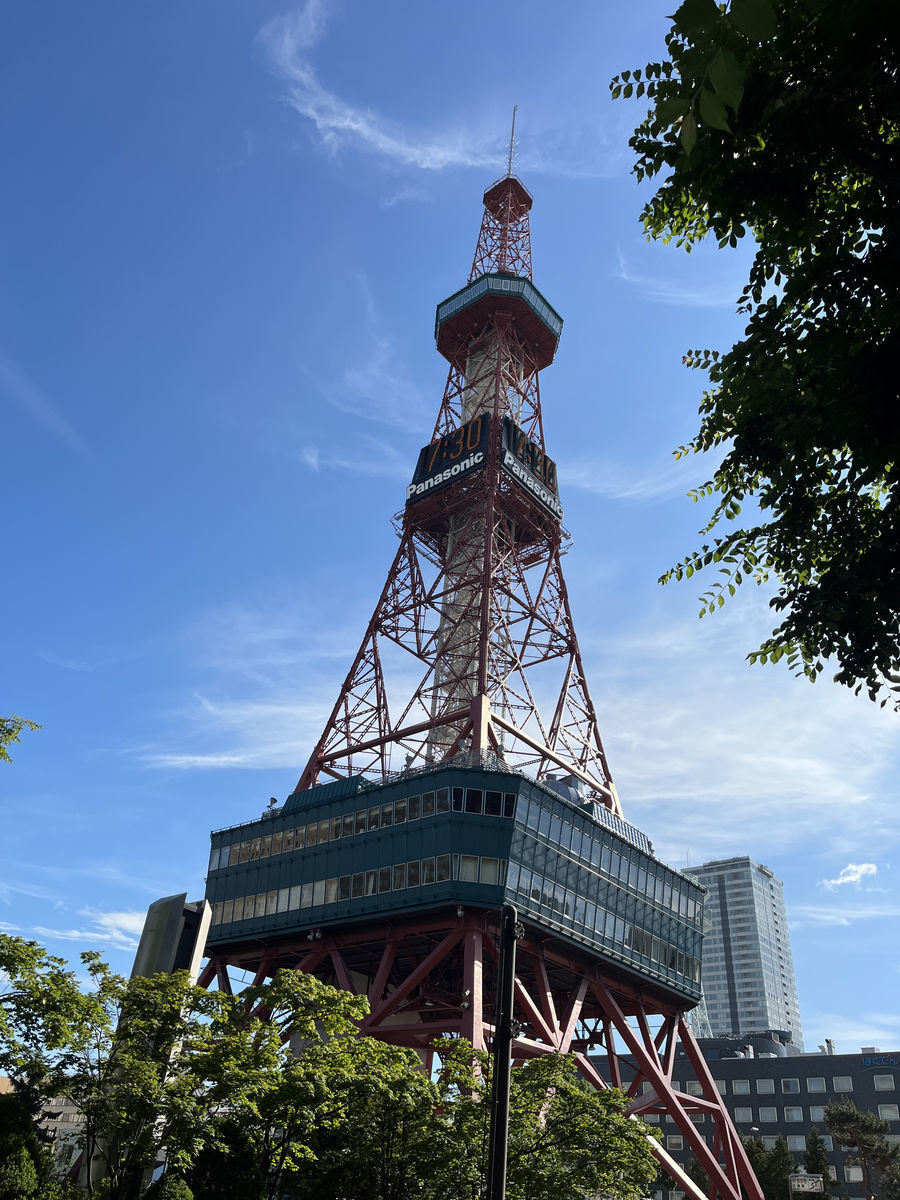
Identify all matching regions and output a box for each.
[591,1039,900,1198]
[684,857,803,1047]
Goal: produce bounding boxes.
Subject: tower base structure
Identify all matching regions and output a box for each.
[200,765,763,1200]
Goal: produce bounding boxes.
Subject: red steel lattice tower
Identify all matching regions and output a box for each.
[297,172,619,814]
[200,171,764,1200]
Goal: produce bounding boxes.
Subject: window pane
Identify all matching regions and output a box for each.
[452,788,464,812]
[342,814,354,838]
[289,885,301,909]
[421,858,435,885]
[436,789,450,813]
[261,836,272,858]
[381,803,394,828]
[785,1107,803,1122]
[485,790,502,816]
[733,1080,751,1095]
[365,870,377,896]
[339,875,351,901]
[271,831,283,855]
[786,1136,806,1152]
[807,1078,826,1093]
[306,823,317,847]
[330,818,342,841]
[250,838,261,861]
[782,1078,800,1094]
[239,841,251,863]
[208,847,220,872]
[351,872,364,898]
[266,890,278,915]
[232,898,244,920]
[833,1077,853,1092]
[212,901,223,924]
[759,1108,777,1123]
[810,1107,825,1124]
[317,820,329,843]
[481,857,499,885]
[879,1105,900,1121]
[667,1136,683,1150]
[407,860,420,887]
[460,855,478,882]
[734,1108,753,1123]
[686,1081,703,1097]
[757,1079,775,1094]
[465,789,483,814]
[393,864,406,890]
[875,1076,895,1091]
[423,792,435,818]
[407,795,421,821]
[379,867,392,893]
[394,798,406,824]
[846,1167,863,1183]
[223,900,234,923]
[436,854,451,882]
[368,806,380,831]
[312,879,325,905]
[762,1137,778,1151]
[355,810,367,834]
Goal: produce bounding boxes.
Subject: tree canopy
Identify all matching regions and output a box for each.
[612,0,900,706]
[0,933,658,1200]
[0,716,40,765]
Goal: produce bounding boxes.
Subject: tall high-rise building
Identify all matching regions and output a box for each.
[684,857,803,1047]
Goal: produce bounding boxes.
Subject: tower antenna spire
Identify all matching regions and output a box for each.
[506,104,518,177]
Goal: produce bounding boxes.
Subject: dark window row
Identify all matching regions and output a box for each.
[508,861,700,984]
[209,787,517,872]
[209,852,507,927]
[519,795,701,924]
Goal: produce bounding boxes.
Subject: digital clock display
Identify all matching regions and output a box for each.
[406,414,491,504]
[501,417,562,520]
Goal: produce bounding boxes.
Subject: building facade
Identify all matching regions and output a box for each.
[684,857,803,1047]
[634,1041,900,1199]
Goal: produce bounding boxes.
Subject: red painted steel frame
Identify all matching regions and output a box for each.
[200,909,763,1200]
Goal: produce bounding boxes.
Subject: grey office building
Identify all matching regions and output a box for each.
[684,857,803,1048]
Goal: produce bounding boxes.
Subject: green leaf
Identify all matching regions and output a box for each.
[699,89,732,132]
[680,111,698,155]
[707,49,745,112]
[673,0,720,35]
[730,0,777,41]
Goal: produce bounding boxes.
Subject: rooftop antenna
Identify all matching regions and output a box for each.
[506,104,518,177]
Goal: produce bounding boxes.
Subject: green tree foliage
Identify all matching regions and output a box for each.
[741,1134,796,1200]
[0,1141,39,1200]
[804,1127,832,1196]
[825,1101,900,1200]
[143,1174,194,1200]
[0,933,659,1200]
[612,0,900,706]
[0,716,40,765]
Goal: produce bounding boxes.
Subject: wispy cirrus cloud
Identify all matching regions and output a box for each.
[562,456,697,503]
[790,902,900,929]
[819,862,878,890]
[0,349,89,455]
[33,909,146,952]
[38,650,94,672]
[257,3,625,180]
[258,4,500,172]
[614,249,741,309]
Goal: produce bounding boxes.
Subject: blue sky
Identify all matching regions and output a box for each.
[2,0,897,1054]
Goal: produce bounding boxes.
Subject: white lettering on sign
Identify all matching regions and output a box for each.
[406,451,485,499]
[502,450,564,519]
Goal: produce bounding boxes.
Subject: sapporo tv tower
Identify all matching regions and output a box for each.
[197,132,763,1200]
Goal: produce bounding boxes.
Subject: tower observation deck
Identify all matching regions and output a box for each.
[198,172,764,1200]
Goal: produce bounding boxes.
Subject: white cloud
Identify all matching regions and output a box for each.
[256,4,624,180]
[33,909,147,952]
[0,349,89,455]
[258,5,499,172]
[38,650,93,672]
[802,1010,900,1056]
[819,862,878,890]
[614,249,742,309]
[563,456,697,503]
[790,903,900,929]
